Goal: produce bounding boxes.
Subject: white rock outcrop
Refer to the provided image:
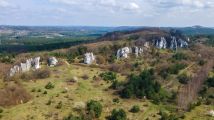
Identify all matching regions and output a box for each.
[117,46,143,59]
[144,42,150,49]
[133,46,143,57]
[32,57,40,69]
[84,53,95,64]
[117,47,131,59]
[9,57,41,77]
[9,65,21,77]
[155,37,167,49]
[48,57,58,67]
[155,36,188,50]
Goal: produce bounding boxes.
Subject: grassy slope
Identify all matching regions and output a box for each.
[1,64,160,120]
[185,105,214,120]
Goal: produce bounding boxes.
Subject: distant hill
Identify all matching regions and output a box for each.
[1,25,214,53]
[162,26,214,35]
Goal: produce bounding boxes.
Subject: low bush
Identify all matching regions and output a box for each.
[56,101,62,109]
[110,80,123,90]
[43,91,47,94]
[99,72,117,82]
[0,83,31,106]
[96,55,106,64]
[20,68,51,81]
[167,63,187,75]
[177,73,190,84]
[109,64,123,73]
[63,114,83,120]
[198,60,206,66]
[159,110,178,120]
[206,76,214,87]
[113,98,120,103]
[46,100,52,105]
[87,100,102,118]
[45,82,55,89]
[172,52,188,61]
[0,108,3,113]
[34,69,51,79]
[81,74,89,80]
[130,105,140,113]
[109,108,127,120]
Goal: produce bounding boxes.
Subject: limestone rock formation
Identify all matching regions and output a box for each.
[117,46,143,59]
[144,42,150,49]
[155,37,167,49]
[133,46,143,57]
[117,47,131,59]
[48,57,58,67]
[9,65,20,77]
[155,36,188,50]
[84,53,95,64]
[9,57,41,77]
[32,57,40,69]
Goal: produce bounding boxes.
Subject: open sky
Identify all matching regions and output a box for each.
[0,0,214,27]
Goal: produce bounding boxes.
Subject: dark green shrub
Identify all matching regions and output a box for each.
[206,76,214,87]
[63,114,83,120]
[99,72,117,82]
[56,101,62,109]
[0,108,3,113]
[109,109,127,120]
[159,110,178,120]
[0,53,15,64]
[113,98,120,103]
[43,91,48,94]
[198,60,206,66]
[37,89,41,92]
[159,69,169,79]
[120,69,160,99]
[167,63,187,74]
[172,52,188,61]
[110,80,122,90]
[45,82,55,89]
[177,73,190,84]
[46,100,52,105]
[31,88,36,92]
[130,105,140,113]
[87,100,102,118]
[120,69,170,104]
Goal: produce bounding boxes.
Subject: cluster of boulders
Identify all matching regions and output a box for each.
[84,52,95,65]
[155,36,188,50]
[117,46,143,59]
[9,57,58,77]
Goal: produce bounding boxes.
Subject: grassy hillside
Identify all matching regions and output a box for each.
[0,29,214,120]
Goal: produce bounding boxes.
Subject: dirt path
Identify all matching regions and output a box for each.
[177,60,214,110]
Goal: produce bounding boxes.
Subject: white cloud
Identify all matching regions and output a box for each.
[158,0,214,9]
[123,2,140,11]
[1,0,214,26]
[0,0,10,7]
[48,0,141,13]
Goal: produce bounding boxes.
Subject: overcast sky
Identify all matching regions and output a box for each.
[0,0,214,27]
